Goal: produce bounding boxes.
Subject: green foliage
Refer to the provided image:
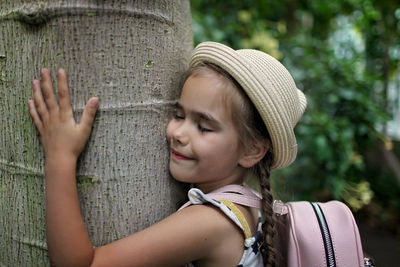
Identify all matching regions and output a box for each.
[191,0,400,233]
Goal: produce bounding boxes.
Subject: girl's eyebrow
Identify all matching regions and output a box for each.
[175,102,221,125]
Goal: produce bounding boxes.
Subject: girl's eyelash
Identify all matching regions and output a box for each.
[198,125,212,132]
[174,114,184,119]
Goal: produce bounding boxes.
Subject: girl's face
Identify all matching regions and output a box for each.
[166,73,247,192]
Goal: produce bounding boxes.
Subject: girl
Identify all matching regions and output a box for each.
[28,41,306,266]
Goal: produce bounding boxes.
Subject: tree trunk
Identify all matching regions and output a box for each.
[0,1,192,265]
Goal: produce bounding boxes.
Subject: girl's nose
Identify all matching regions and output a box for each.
[172,123,189,146]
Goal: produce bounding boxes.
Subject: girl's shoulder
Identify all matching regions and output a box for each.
[184,187,260,239]
[175,203,247,266]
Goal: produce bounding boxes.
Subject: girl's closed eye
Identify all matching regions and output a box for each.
[173,103,185,120]
[173,108,185,120]
[174,113,184,120]
[198,124,212,132]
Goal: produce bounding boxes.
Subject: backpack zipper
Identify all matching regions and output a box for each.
[310,202,336,267]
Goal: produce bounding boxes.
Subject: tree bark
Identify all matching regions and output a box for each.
[0,1,192,265]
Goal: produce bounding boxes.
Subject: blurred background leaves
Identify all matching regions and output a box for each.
[191,0,400,238]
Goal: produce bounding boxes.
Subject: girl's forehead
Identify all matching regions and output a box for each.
[179,75,235,121]
[181,75,229,104]
[184,71,235,98]
[189,68,229,85]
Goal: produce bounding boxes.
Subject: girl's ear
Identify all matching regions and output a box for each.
[239,139,269,168]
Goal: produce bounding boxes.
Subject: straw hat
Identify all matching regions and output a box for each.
[190,42,307,170]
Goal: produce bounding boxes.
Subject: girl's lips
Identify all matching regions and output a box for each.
[171,149,193,160]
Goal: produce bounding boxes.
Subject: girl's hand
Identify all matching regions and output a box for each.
[28,68,99,159]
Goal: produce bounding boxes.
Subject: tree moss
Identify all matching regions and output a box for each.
[76,175,100,193]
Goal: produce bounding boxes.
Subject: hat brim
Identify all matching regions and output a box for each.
[190,42,298,170]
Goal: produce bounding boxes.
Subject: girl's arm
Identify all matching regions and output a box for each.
[29,68,99,265]
[29,69,244,266]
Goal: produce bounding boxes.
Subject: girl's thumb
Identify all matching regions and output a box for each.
[89,97,99,108]
[81,97,99,131]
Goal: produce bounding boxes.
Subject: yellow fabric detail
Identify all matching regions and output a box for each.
[218,200,252,239]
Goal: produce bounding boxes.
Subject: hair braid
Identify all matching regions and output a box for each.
[254,151,276,266]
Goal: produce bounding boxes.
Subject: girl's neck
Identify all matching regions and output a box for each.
[194,180,243,194]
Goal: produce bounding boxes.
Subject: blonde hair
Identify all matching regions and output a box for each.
[184,61,278,266]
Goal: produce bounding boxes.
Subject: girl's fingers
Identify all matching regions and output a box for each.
[80,97,99,135]
[57,68,72,116]
[28,99,43,133]
[32,79,49,122]
[40,68,58,112]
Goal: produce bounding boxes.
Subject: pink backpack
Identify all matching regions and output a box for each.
[273,200,372,267]
[183,185,374,267]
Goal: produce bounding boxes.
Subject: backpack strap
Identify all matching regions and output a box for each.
[178,184,262,211]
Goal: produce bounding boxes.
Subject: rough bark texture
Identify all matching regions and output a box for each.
[0,1,192,265]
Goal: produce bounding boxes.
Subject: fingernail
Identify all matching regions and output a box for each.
[41,68,48,75]
[89,98,99,108]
